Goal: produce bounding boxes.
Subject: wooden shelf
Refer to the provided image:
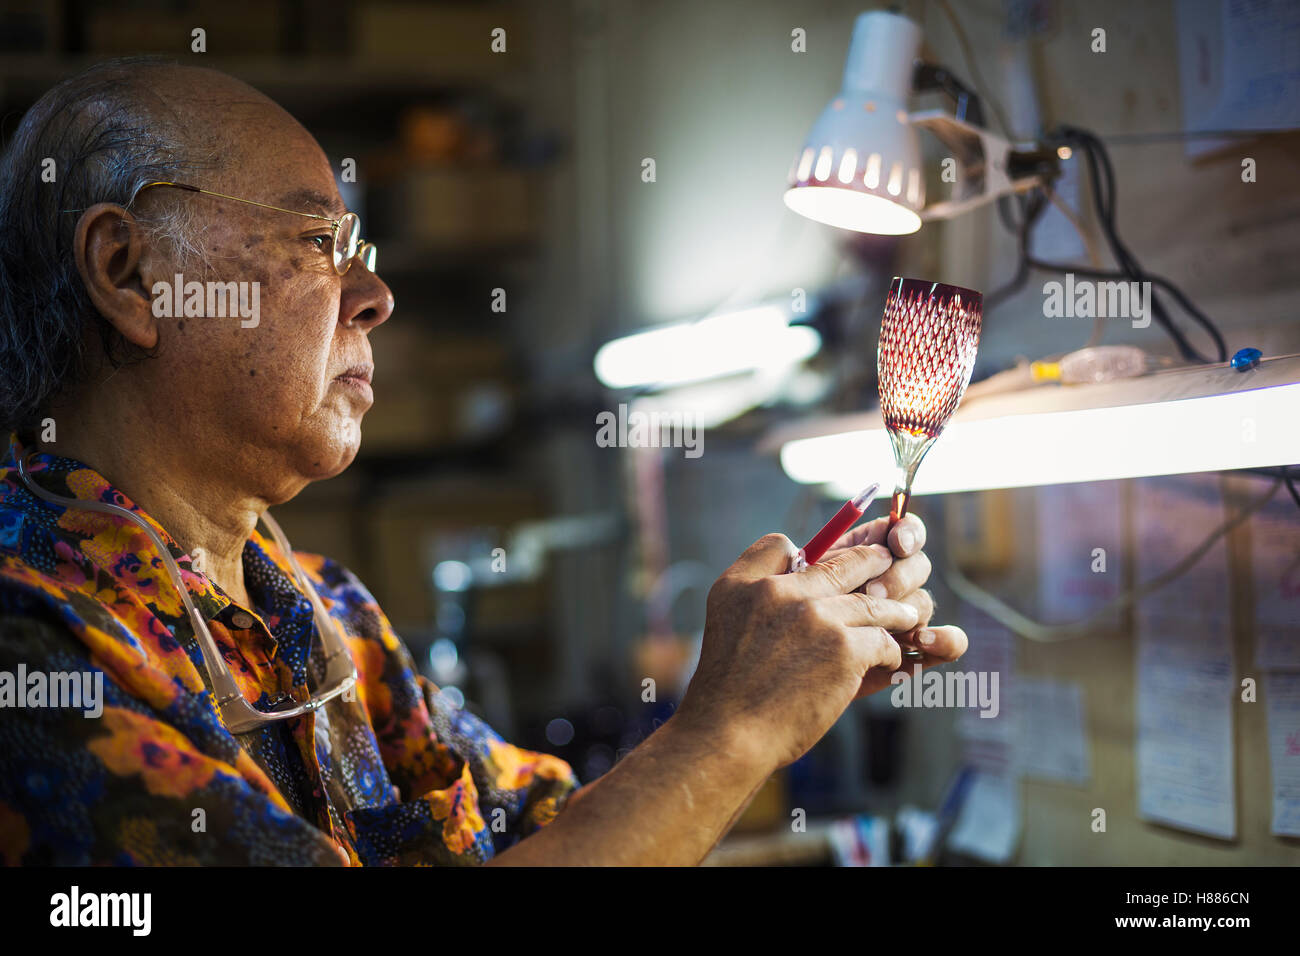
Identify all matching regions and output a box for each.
[0,54,531,100]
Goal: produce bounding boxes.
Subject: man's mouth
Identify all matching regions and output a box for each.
[333,363,374,386]
[333,363,374,400]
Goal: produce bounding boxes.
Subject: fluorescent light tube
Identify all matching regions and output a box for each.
[594,305,820,389]
[770,356,1300,496]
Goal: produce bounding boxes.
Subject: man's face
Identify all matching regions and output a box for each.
[130,78,393,500]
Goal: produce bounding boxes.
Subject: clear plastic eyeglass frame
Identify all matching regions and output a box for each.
[18,454,357,734]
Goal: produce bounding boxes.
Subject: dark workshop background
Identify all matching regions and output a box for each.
[1,0,1297,865]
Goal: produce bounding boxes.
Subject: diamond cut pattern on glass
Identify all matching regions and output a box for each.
[878,279,983,439]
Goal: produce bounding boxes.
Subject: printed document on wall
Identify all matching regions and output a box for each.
[1134,476,1236,840]
[1266,672,1300,838]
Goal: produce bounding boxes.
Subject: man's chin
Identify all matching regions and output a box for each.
[316,433,362,479]
[313,448,358,480]
[294,418,363,482]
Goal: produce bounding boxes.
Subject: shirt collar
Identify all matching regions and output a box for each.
[241,533,318,686]
[3,431,236,622]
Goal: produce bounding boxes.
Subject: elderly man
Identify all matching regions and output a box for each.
[0,58,965,866]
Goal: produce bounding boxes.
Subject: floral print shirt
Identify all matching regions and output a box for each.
[0,434,578,865]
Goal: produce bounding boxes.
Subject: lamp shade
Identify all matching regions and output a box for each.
[783,10,925,235]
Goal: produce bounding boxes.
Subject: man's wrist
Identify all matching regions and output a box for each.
[664,707,774,787]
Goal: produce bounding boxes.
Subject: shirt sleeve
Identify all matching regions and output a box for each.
[420,674,580,853]
[0,610,348,867]
[305,555,582,864]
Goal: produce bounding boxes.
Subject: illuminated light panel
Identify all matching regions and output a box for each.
[775,360,1300,497]
[595,305,822,389]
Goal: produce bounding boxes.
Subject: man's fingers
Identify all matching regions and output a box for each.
[853,624,970,698]
[827,515,887,553]
[862,551,932,600]
[887,514,926,557]
[800,543,893,597]
[729,533,801,580]
[901,625,968,664]
[896,589,936,629]
[845,626,902,673]
[827,513,927,559]
[829,591,921,632]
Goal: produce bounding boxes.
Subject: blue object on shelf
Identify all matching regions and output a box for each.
[1230,347,1262,371]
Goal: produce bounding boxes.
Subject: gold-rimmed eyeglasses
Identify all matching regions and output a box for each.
[129,180,377,275]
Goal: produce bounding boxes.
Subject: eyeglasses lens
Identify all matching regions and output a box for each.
[334,213,361,273]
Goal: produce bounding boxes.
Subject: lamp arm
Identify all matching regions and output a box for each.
[912,61,986,128]
[908,109,1060,222]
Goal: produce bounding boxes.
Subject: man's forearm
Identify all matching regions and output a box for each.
[487,713,772,866]
[714,774,770,850]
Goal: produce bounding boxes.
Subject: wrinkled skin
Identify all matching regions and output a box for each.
[49,66,393,607]
[679,513,967,772]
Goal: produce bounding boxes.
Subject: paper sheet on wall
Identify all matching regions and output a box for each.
[947,771,1021,864]
[953,610,1092,784]
[1016,678,1092,786]
[1035,481,1123,628]
[1265,671,1300,837]
[1134,476,1236,840]
[1251,492,1300,670]
[956,614,1016,776]
[1176,0,1300,158]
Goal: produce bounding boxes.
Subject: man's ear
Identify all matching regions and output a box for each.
[73,203,159,350]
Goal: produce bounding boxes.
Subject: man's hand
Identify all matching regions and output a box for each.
[491,514,967,866]
[679,531,915,774]
[824,512,968,696]
[678,515,968,776]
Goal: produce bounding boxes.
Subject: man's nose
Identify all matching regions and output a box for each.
[340,265,394,329]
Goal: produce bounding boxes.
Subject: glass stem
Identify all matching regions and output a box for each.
[886,431,938,526]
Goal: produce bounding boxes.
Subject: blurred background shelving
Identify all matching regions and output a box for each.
[0,0,617,762]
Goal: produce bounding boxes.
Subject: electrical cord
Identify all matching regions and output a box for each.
[923,6,1232,364]
[1023,257,1220,363]
[983,192,1042,309]
[911,34,1286,624]
[942,476,1283,643]
[1042,184,1108,348]
[1230,465,1300,515]
[1041,127,1229,364]
[986,127,1230,365]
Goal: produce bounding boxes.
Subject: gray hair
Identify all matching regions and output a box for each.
[0,56,219,434]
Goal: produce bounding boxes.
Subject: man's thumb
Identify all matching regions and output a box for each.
[729,532,799,580]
